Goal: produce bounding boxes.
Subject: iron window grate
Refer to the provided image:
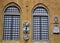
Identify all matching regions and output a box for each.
[33,6,49,40]
[3,6,20,40]
[3,15,20,40]
[33,16,48,40]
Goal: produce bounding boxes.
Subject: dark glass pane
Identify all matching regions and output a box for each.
[3,6,20,40]
[33,7,48,40]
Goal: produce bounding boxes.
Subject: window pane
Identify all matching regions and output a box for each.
[12,16,20,40]
[33,7,48,40]
[33,17,41,40]
[4,6,20,15]
[3,16,20,40]
[33,7,48,16]
[3,6,20,40]
[3,16,12,40]
[41,17,48,40]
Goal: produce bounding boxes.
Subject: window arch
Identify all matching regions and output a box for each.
[33,7,48,16]
[3,5,20,40]
[33,4,49,40]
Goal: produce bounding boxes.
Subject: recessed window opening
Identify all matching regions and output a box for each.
[33,5,49,40]
[3,5,20,40]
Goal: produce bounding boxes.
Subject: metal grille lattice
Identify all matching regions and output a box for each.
[4,6,20,15]
[3,6,20,40]
[33,7,48,16]
[33,7,48,40]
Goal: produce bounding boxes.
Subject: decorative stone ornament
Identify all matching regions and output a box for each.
[53,25,60,34]
[54,17,58,24]
[24,34,29,41]
[23,22,30,34]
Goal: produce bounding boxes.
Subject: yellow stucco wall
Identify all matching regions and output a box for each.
[0,0,60,43]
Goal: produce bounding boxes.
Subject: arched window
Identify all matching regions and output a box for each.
[33,5,49,40]
[3,5,20,40]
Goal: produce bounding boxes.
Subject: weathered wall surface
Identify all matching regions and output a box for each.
[0,0,60,43]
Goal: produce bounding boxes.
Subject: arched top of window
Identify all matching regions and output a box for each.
[33,4,48,16]
[4,6,20,15]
